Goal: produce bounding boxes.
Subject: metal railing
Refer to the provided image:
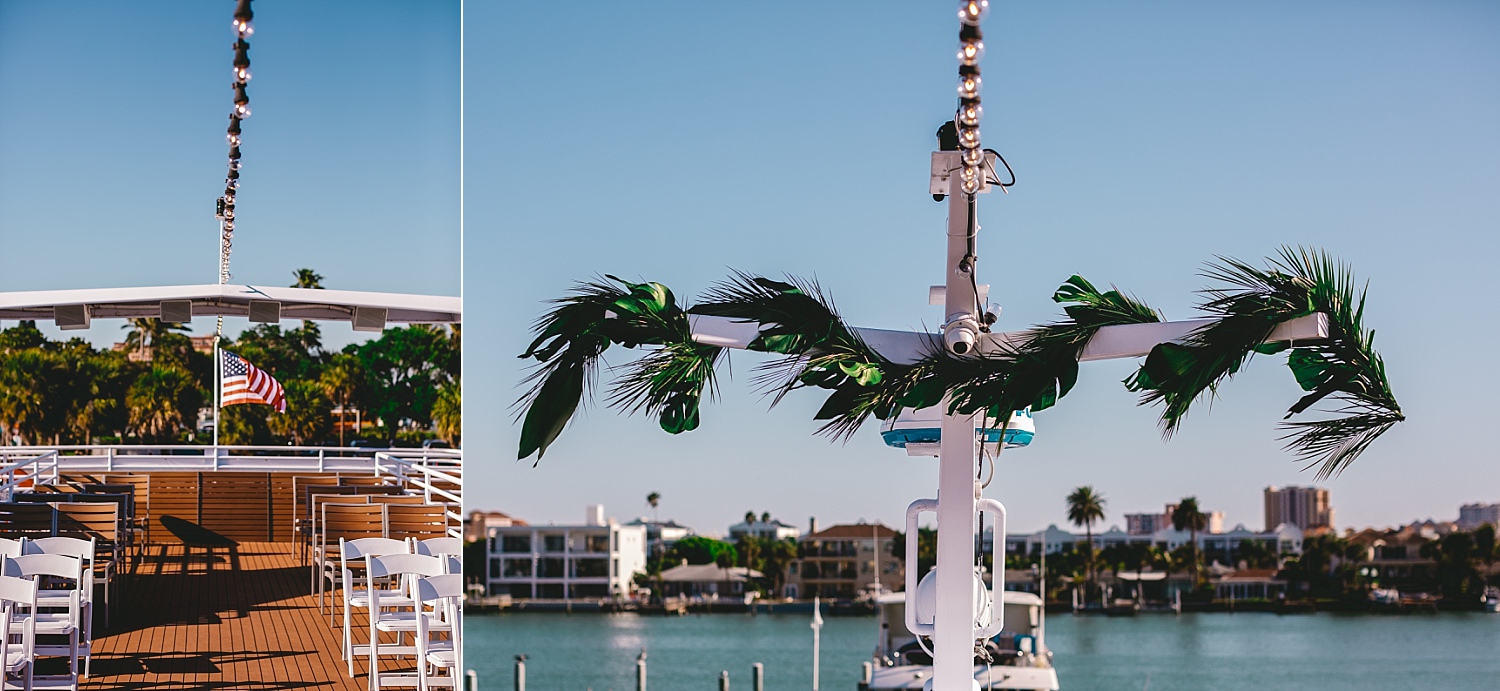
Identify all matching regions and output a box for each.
[0,450,60,501]
[2,444,459,474]
[375,451,463,537]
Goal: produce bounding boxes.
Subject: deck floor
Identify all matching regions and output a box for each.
[77,541,414,690]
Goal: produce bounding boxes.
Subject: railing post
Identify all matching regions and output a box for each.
[514,655,526,691]
[467,669,478,691]
[636,650,647,691]
[752,663,763,691]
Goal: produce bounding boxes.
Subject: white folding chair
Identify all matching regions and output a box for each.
[3,554,84,689]
[366,554,447,690]
[414,574,463,691]
[412,538,460,559]
[0,539,25,560]
[27,536,102,632]
[339,537,411,676]
[0,577,38,691]
[413,538,461,575]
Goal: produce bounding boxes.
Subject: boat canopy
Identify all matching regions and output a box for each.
[0,284,460,326]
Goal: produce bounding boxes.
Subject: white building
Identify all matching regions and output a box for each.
[624,517,694,559]
[727,517,800,541]
[1458,503,1500,530]
[999,522,1304,559]
[486,505,647,600]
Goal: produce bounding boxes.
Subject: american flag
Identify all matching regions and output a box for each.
[220,350,286,413]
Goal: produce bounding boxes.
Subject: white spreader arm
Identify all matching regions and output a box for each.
[688,312,1329,365]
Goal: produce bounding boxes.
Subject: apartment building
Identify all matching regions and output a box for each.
[1264,486,1334,532]
[785,522,901,600]
[486,505,647,600]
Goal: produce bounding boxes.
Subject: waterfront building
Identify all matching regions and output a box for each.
[1125,503,1225,536]
[1346,526,1440,591]
[466,509,526,542]
[1458,502,1500,530]
[625,517,694,559]
[1264,485,1334,532]
[1002,523,1303,560]
[785,522,901,600]
[486,506,648,600]
[657,563,763,599]
[1214,568,1288,600]
[727,516,800,541]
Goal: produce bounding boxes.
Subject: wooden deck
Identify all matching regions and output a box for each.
[77,541,411,690]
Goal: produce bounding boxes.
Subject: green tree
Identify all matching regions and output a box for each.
[664,536,737,566]
[1171,497,1208,589]
[127,365,201,442]
[1474,523,1497,588]
[646,492,661,522]
[892,528,938,578]
[0,322,45,352]
[352,325,456,431]
[121,317,189,359]
[1066,486,1107,599]
[432,380,461,445]
[0,349,65,444]
[266,380,331,445]
[319,353,363,446]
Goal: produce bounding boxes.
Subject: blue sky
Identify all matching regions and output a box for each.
[467,1,1500,536]
[0,1,461,351]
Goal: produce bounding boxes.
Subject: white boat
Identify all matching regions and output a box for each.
[1484,588,1500,613]
[861,591,1059,691]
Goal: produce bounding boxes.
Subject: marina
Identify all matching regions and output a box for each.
[471,610,1500,691]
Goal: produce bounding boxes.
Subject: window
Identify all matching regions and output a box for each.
[489,558,501,578]
[537,583,564,598]
[586,534,611,552]
[571,583,608,598]
[503,559,533,578]
[573,558,609,578]
[538,558,566,578]
[543,535,566,552]
[501,535,531,553]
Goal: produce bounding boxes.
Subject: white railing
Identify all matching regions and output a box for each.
[1,444,454,473]
[0,450,60,501]
[375,451,463,538]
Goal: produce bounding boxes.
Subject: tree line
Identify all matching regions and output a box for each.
[0,269,459,447]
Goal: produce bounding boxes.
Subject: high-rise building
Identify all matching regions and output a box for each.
[1264,486,1334,532]
[1458,503,1500,530]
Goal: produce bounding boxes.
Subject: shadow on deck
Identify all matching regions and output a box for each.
[77,540,408,690]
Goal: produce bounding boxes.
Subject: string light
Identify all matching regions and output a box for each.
[954,4,985,195]
[218,0,254,286]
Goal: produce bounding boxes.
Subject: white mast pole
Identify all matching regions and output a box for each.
[932,171,984,691]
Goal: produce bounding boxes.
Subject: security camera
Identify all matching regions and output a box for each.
[943,317,981,355]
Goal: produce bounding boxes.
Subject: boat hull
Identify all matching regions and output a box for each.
[867,664,1059,691]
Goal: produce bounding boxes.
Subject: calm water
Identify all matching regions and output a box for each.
[469,610,1500,691]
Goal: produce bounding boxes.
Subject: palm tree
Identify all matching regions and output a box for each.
[761,511,772,524]
[121,318,189,359]
[289,269,325,355]
[266,380,331,445]
[744,510,757,526]
[1066,486,1106,601]
[127,365,199,442]
[646,492,661,523]
[1171,497,1209,588]
[0,349,63,444]
[319,353,361,446]
[1474,523,1497,588]
[431,380,460,446]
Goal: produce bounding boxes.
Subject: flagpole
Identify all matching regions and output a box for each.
[213,319,222,449]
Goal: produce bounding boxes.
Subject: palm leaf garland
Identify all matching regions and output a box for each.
[516,276,720,461]
[1127,247,1402,477]
[951,275,1163,419]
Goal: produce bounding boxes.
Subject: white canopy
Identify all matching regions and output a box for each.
[0,284,460,325]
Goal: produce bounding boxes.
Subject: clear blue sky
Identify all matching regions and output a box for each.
[466,1,1500,537]
[0,1,461,351]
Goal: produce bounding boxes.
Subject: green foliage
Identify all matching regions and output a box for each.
[517,276,721,460]
[662,535,737,566]
[127,365,202,442]
[517,253,1401,474]
[892,527,938,577]
[1127,247,1403,477]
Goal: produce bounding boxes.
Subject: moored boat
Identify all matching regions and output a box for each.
[862,591,1059,691]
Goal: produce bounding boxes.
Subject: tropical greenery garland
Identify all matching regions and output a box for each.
[517,248,1402,476]
[1127,247,1403,478]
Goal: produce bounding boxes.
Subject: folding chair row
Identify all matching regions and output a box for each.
[312,503,457,609]
[333,543,462,688]
[0,503,124,627]
[0,538,101,690]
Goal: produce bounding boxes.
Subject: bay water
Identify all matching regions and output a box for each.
[469,610,1500,691]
